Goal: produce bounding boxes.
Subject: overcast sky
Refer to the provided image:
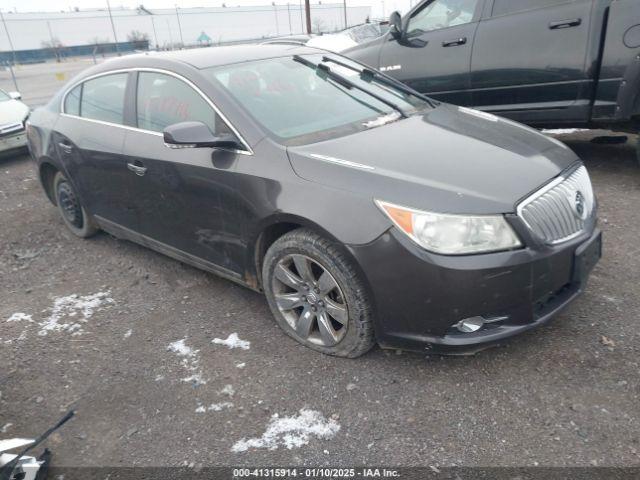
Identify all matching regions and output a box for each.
[1,0,416,18]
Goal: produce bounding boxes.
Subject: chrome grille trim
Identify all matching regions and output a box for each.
[517,164,595,245]
[0,122,24,136]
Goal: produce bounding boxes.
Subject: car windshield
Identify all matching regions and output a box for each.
[0,90,10,102]
[205,54,430,145]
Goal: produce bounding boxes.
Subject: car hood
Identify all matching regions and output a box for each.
[0,99,29,126]
[287,104,580,214]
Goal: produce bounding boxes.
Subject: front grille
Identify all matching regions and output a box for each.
[517,164,595,245]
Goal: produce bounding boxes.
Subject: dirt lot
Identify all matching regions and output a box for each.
[1,131,639,469]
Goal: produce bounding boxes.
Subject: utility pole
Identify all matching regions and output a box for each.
[175,5,184,48]
[304,0,311,34]
[287,3,292,34]
[106,0,120,55]
[0,8,17,67]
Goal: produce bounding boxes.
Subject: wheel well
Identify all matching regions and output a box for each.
[39,162,59,205]
[253,222,302,288]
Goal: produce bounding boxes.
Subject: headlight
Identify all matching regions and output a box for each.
[376,200,522,255]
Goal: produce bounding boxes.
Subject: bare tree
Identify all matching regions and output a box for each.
[127,30,149,42]
[41,37,65,62]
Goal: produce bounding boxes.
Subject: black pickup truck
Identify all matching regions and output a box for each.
[347,0,640,158]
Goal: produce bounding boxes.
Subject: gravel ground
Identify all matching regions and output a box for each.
[0,131,639,469]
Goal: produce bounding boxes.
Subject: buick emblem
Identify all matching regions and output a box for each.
[574,191,587,220]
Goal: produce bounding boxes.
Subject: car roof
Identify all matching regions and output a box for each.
[107,44,322,70]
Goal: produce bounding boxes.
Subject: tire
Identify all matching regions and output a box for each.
[262,228,375,358]
[53,171,99,238]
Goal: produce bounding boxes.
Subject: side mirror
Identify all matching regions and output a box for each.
[389,11,404,39]
[163,121,242,150]
[8,91,21,100]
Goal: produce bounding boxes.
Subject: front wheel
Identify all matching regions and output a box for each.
[262,229,375,358]
[53,171,99,238]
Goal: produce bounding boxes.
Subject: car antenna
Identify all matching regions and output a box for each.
[0,410,75,480]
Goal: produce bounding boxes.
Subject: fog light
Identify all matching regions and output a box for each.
[454,316,485,333]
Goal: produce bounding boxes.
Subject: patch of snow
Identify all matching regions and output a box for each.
[167,338,206,385]
[0,423,13,433]
[362,112,401,129]
[236,362,246,369]
[155,375,165,382]
[212,333,250,350]
[306,33,358,52]
[123,329,132,338]
[231,409,340,453]
[6,313,32,323]
[541,128,588,135]
[220,384,235,397]
[196,402,233,413]
[38,291,113,336]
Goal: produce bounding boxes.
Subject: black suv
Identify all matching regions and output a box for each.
[347,0,640,158]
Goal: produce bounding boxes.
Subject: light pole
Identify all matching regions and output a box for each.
[343,0,347,29]
[287,3,292,34]
[299,0,304,33]
[272,2,280,36]
[175,5,184,48]
[106,0,120,55]
[0,8,18,66]
[150,15,159,50]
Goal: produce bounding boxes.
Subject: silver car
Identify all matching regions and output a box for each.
[0,88,29,155]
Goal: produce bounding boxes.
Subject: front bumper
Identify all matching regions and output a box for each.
[348,225,602,354]
[0,128,28,154]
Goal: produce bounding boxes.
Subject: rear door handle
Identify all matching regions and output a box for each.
[127,162,147,176]
[549,18,581,29]
[58,141,73,154]
[442,37,467,47]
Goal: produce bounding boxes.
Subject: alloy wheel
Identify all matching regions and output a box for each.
[271,254,348,347]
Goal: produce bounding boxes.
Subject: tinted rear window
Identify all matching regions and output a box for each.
[64,84,81,116]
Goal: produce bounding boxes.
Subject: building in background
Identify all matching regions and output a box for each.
[0,4,372,53]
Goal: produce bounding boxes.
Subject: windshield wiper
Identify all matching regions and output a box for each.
[293,55,408,118]
[320,55,436,108]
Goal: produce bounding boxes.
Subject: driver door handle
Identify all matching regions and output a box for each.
[127,162,147,176]
[549,18,582,29]
[58,141,73,154]
[442,37,467,47]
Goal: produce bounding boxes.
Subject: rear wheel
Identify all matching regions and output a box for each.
[53,171,98,238]
[262,229,375,358]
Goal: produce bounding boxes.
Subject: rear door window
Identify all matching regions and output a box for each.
[136,72,228,134]
[492,0,577,17]
[80,73,128,124]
